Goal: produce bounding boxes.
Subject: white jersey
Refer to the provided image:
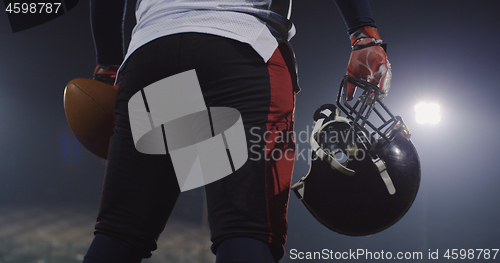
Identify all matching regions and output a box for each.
[123,0,295,65]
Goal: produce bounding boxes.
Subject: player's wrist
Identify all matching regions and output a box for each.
[93,64,119,77]
[350,26,386,52]
[350,26,381,44]
[93,64,119,86]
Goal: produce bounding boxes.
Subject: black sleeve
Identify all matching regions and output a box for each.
[90,0,127,65]
[333,0,376,35]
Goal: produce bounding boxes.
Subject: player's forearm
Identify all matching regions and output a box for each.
[90,0,127,65]
[333,0,377,35]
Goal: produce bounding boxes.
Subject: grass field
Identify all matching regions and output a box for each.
[0,205,214,263]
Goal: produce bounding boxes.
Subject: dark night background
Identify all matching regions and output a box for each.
[1,0,500,262]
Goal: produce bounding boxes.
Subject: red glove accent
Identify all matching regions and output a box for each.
[93,64,119,90]
[346,27,391,101]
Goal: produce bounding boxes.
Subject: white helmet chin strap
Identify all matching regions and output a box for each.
[311,109,396,195]
[373,157,396,195]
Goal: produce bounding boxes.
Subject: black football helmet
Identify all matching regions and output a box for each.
[292,76,420,236]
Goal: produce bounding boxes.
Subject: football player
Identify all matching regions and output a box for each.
[83,0,391,262]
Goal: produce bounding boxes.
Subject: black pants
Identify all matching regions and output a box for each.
[96,33,296,260]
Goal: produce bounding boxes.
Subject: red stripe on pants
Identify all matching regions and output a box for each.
[265,46,296,257]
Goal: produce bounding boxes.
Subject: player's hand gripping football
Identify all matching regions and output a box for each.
[346,26,391,101]
[93,64,119,90]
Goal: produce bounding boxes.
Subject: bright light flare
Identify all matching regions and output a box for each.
[415,102,441,124]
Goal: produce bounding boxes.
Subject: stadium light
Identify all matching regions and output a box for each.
[414,102,441,124]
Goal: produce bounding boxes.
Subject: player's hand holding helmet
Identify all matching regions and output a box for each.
[93,64,119,89]
[346,26,391,101]
[292,76,420,236]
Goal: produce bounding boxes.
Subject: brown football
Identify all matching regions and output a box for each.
[63,78,117,159]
